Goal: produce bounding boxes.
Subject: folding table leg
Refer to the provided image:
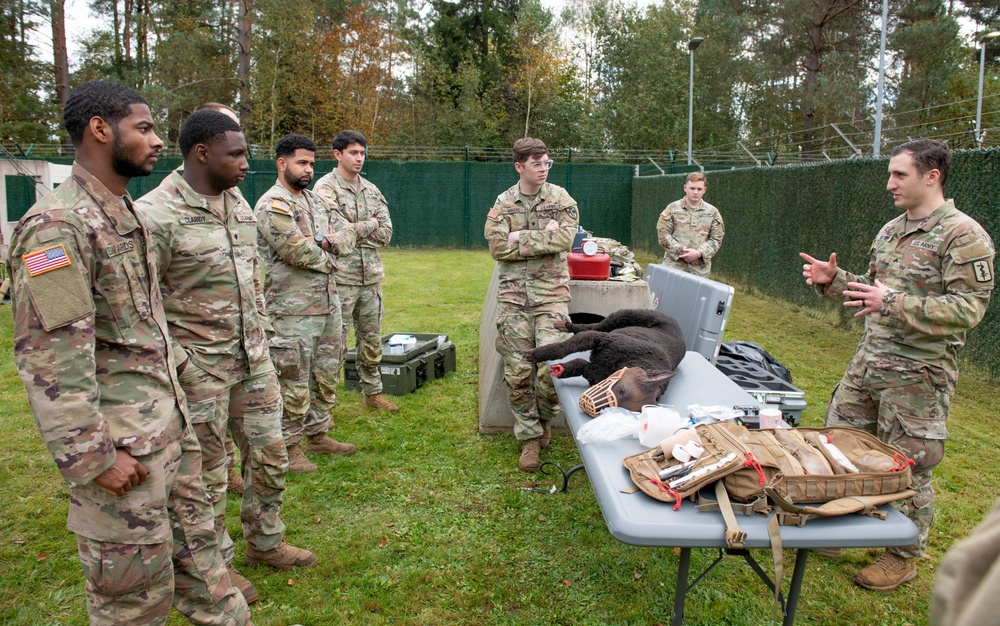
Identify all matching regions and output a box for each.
[783,549,809,626]
[671,547,692,626]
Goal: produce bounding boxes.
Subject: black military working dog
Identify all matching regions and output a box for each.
[526,308,687,413]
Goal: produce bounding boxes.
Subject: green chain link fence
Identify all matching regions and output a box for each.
[632,149,1000,377]
[24,155,635,248]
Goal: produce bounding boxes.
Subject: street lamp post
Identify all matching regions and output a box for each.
[687,37,704,166]
[976,31,1000,147]
[873,0,888,157]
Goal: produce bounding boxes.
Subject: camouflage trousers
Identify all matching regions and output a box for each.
[825,357,949,559]
[494,302,570,441]
[339,283,385,396]
[179,356,288,562]
[74,425,249,625]
[270,311,344,447]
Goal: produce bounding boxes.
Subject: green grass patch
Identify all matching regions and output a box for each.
[1,248,998,625]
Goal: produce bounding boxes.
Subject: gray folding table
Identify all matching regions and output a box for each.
[550,351,918,626]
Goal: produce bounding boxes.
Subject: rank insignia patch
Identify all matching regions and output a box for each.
[24,244,71,276]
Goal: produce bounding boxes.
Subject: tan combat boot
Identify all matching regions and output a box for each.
[854,551,917,591]
[364,393,400,413]
[226,564,258,604]
[227,465,244,495]
[305,433,357,455]
[519,437,542,472]
[286,444,317,473]
[539,420,552,449]
[244,540,318,571]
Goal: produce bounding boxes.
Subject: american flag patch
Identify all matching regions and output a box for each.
[23,244,72,276]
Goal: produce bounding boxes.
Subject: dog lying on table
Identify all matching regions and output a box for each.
[526,308,686,415]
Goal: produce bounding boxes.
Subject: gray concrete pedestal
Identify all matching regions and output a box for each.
[478,265,652,434]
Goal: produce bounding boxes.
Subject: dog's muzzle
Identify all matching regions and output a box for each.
[579,367,629,417]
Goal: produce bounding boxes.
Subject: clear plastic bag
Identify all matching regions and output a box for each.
[577,408,642,445]
[687,404,745,425]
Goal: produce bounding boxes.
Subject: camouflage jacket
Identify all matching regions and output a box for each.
[656,198,725,277]
[819,200,995,389]
[484,182,579,307]
[255,180,355,316]
[136,171,274,379]
[314,169,392,286]
[10,163,187,487]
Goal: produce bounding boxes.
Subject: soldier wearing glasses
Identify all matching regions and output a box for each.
[484,138,579,471]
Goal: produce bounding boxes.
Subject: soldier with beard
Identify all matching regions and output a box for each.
[10,81,250,624]
[255,134,358,472]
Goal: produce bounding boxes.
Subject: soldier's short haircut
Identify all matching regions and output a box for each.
[178,110,242,157]
[333,130,367,152]
[276,134,317,159]
[63,81,148,144]
[513,137,548,164]
[686,172,706,184]
[891,139,951,187]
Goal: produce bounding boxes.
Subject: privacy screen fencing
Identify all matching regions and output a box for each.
[13,150,1000,374]
[31,157,636,249]
[632,149,1000,377]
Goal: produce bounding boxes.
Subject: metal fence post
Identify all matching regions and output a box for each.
[464,146,471,247]
[567,148,573,194]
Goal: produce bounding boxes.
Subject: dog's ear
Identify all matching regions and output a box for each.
[642,370,677,385]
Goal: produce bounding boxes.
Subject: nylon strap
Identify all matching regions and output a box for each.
[714,481,747,550]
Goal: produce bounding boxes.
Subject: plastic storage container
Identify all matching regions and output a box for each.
[713,354,807,425]
[344,333,456,395]
[645,263,734,364]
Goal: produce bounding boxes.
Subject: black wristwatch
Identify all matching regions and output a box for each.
[314,234,325,245]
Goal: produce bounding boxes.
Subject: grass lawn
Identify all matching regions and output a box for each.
[1,247,998,625]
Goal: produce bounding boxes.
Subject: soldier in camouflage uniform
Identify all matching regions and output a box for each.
[314,130,398,413]
[656,171,725,277]
[801,139,995,591]
[256,134,358,472]
[10,81,249,625]
[484,137,579,471]
[137,112,317,602]
[193,102,247,495]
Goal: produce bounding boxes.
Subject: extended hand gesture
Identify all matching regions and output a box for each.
[799,252,838,286]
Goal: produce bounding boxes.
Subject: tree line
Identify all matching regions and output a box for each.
[2,0,999,161]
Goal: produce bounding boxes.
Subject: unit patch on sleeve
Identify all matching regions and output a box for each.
[973,260,994,283]
[23,244,71,276]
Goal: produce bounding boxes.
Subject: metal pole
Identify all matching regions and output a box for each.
[976,33,1000,148]
[873,0,888,157]
[688,49,695,166]
[978,42,987,147]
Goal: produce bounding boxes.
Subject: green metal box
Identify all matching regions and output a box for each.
[344,334,456,395]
